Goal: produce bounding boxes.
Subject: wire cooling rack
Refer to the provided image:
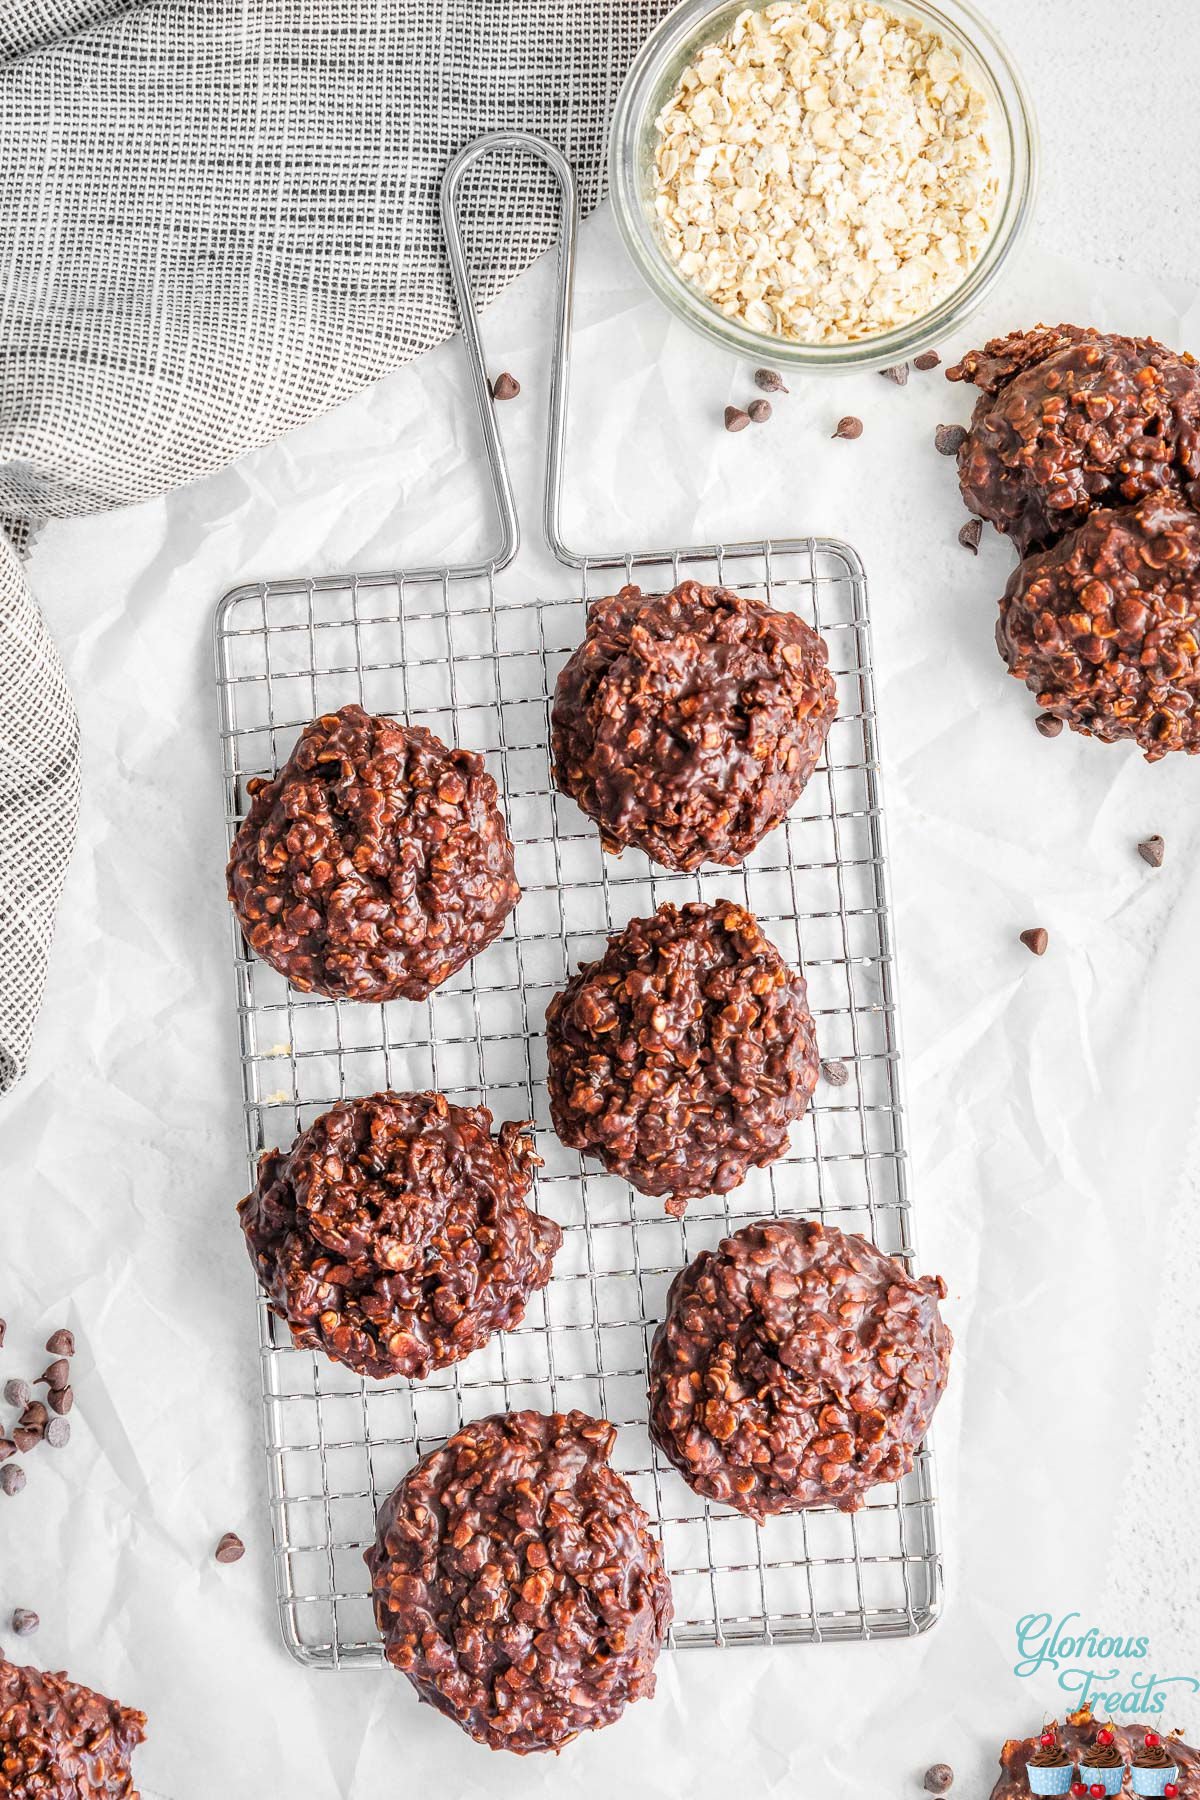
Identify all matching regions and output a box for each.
[213,135,940,1668]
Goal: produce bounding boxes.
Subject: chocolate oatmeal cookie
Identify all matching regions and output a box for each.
[239,1091,559,1380]
[551,581,836,870]
[0,1659,146,1799]
[545,900,818,1216]
[997,494,1200,757]
[227,704,519,1002]
[949,325,1200,554]
[365,1410,672,1753]
[649,1218,951,1520]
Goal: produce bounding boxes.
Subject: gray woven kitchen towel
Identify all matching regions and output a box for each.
[0,0,671,1091]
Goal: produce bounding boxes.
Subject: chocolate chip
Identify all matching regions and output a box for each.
[958,519,983,554]
[4,1378,31,1409]
[924,1765,954,1793]
[1019,927,1049,956]
[754,367,788,393]
[1035,713,1064,738]
[44,1417,71,1450]
[880,362,909,385]
[724,405,751,432]
[747,398,772,424]
[0,1439,15,1464]
[1,1464,26,1496]
[215,1531,246,1564]
[47,1386,73,1417]
[820,1058,850,1087]
[45,1330,75,1357]
[13,1428,41,1454]
[11,1609,39,1637]
[37,1360,70,1391]
[832,415,863,440]
[914,351,942,371]
[1137,834,1165,868]
[491,372,520,401]
[19,1401,47,1431]
[935,423,967,455]
[0,1320,6,1348]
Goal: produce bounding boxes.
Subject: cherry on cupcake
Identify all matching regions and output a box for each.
[1144,1731,1161,1748]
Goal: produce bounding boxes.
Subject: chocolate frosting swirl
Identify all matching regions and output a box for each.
[1134,1741,1177,1770]
[1028,1740,1071,1769]
[1080,1736,1124,1769]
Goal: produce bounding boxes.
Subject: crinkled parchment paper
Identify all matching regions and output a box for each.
[3,207,1199,1797]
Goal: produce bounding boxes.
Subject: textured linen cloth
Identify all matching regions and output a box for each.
[0,0,670,1090]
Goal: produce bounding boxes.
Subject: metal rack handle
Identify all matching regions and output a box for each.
[440,131,581,572]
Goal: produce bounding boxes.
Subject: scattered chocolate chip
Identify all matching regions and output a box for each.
[491,372,520,401]
[747,398,772,424]
[45,1329,75,1357]
[724,405,751,433]
[19,1401,48,1431]
[11,1609,39,1637]
[880,362,909,385]
[13,1428,41,1454]
[754,367,788,393]
[820,1058,850,1087]
[4,1378,31,1409]
[1035,712,1064,738]
[215,1531,246,1564]
[0,1320,5,1348]
[47,1386,73,1417]
[44,1417,71,1450]
[914,351,942,371]
[935,423,967,455]
[958,519,983,554]
[924,1765,954,1793]
[37,1360,70,1391]
[1137,834,1165,868]
[1019,927,1049,956]
[0,1439,15,1464]
[832,415,863,440]
[2,1464,26,1495]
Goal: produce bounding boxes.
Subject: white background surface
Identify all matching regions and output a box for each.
[5,3,1200,1794]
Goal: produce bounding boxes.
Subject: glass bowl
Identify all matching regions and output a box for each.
[608,0,1038,373]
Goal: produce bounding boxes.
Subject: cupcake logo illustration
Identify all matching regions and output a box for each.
[1020,1712,1191,1799]
[1130,1729,1183,1797]
[1026,1726,1075,1795]
[1077,1723,1127,1796]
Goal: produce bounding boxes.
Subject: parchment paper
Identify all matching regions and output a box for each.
[3,209,1198,1797]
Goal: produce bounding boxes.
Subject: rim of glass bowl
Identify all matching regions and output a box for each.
[608,0,1039,373]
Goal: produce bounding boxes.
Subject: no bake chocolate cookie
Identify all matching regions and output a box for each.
[648,1218,951,1520]
[239,1091,559,1380]
[949,325,1200,555]
[551,581,836,870]
[997,494,1200,758]
[365,1409,672,1753]
[545,900,819,1216]
[0,1659,145,1800]
[227,704,519,1002]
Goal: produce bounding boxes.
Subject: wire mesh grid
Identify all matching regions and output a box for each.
[214,536,941,1667]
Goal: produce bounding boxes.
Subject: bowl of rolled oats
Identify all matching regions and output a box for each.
[609,0,1036,369]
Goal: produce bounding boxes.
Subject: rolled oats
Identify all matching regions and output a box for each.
[652,1,998,343]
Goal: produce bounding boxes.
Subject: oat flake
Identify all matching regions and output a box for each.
[652,0,999,343]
